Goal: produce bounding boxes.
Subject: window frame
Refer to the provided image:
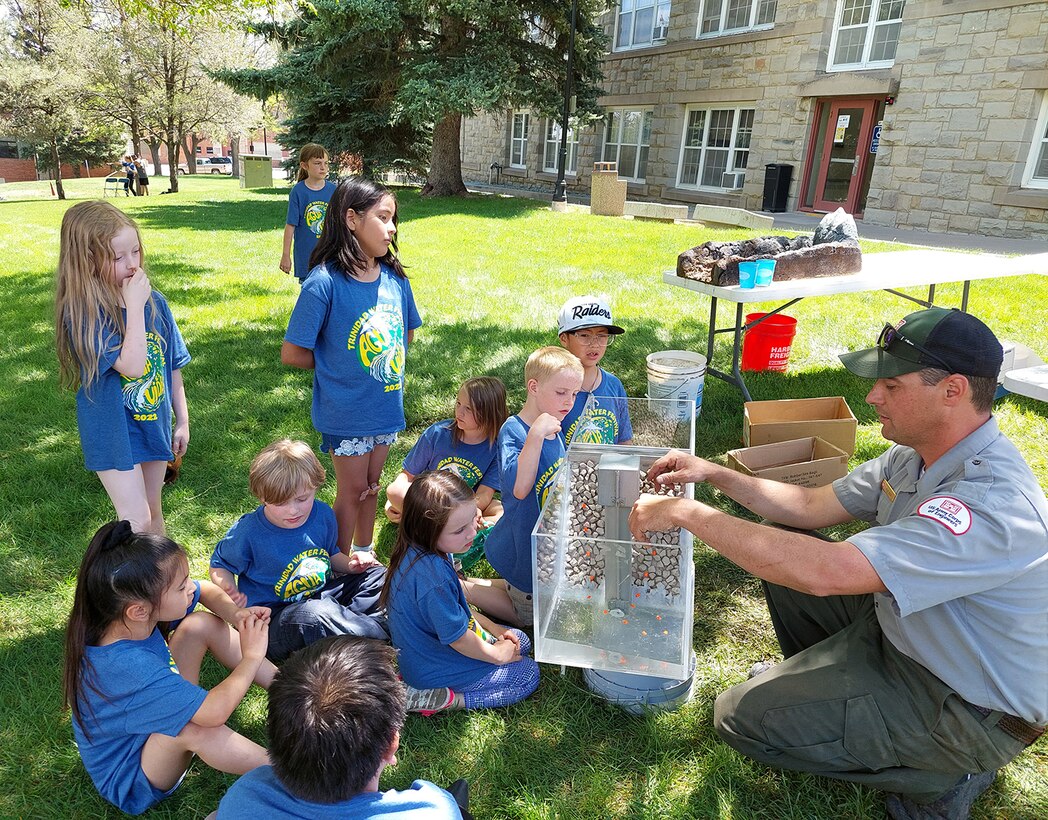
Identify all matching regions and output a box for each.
[826,0,906,73]
[601,109,654,183]
[543,119,580,175]
[1022,94,1048,191]
[510,111,530,169]
[614,0,672,52]
[675,105,755,191]
[696,0,777,39]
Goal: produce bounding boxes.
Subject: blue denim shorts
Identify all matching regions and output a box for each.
[320,432,398,457]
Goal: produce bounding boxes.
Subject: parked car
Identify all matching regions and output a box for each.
[175,157,233,175]
[207,156,233,174]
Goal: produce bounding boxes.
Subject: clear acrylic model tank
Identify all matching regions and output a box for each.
[532,397,696,680]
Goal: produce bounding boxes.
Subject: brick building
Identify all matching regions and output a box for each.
[460,0,1048,239]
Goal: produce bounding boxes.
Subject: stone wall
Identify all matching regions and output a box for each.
[863,1,1048,237]
[460,0,1048,238]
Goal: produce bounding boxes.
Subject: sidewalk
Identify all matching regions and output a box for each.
[467,181,1048,257]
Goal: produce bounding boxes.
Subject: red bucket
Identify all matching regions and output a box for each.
[742,312,797,373]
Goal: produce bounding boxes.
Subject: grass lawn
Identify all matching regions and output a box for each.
[0,175,1045,819]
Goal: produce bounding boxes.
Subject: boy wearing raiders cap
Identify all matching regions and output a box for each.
[629,308,1047,820]
[557,296,633,446]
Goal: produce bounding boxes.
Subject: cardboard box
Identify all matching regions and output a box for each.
[743,396,857,455]
[727,437,849,487]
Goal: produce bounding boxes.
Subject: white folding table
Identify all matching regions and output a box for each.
[664,249,1048,401]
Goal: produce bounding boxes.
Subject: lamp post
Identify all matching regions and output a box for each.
[552,0,578,209]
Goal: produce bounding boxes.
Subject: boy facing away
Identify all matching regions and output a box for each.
[472,347,583,628]
[557,295,633,446]
[216,636,465,818]
[209,439,388,661]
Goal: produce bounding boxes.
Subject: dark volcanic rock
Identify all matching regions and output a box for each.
[677,227,861,286]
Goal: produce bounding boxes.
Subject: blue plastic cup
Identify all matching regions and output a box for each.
[755,259,776,287]
[738,261,757,289]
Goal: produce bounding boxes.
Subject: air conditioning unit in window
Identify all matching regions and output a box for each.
[721,171,746,190]
[653,24,668,41]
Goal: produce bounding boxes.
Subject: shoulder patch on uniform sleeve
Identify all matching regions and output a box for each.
[916,496,972,535]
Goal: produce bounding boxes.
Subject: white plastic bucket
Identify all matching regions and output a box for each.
[646,350,707,420]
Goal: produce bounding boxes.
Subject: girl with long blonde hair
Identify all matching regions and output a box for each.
[55,200,190,534]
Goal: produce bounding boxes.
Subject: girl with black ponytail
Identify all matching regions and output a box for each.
[63,521,272,814]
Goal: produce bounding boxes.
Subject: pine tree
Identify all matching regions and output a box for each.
[221,0,608,195]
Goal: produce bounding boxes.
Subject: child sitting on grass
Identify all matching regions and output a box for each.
[384,376,507,528]
[383,471,538,713]
[216,636,469,818]
[470,347,583,628]
[210,439,388,662]
[64,521,271,815]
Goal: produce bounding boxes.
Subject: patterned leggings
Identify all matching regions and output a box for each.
[457,630,540,709]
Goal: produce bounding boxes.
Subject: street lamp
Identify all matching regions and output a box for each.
[552,0,578,208]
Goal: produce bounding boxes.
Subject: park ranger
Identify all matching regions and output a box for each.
[629,308,1047,819]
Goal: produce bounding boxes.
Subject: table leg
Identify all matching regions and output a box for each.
[706,296,717,371]
[705,300,754,401]
[730,303,752,402]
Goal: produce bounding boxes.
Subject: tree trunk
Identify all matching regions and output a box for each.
[165,125,179,193]
[230,137,240,179]
[182,134,196,173]
[163,27,179,193]
[130,108,142,157]
[147,137,162,177]
[50,137,66,200]
[422,113,467,197]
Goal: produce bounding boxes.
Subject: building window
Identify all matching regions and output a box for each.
[827,0,905,72]
[1023,95,1048,190]
[510,111,530,168]
[677,107,754,189]
[698,0,776,37]
[543,120,579,175]
[602,110,653,182]
[615,1,671,51]
[0,139,20,159]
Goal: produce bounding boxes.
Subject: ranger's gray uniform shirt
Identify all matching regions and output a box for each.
[833,417,1048,725]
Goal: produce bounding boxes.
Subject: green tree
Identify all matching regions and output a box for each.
[0,0,96,199]
[31,123,126,176]
[221,1,608,195]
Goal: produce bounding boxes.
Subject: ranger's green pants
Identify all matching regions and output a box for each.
[713,583,1026,802]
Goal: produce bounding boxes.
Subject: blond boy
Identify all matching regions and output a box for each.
[210,440,388,661]
[470,347,583,627]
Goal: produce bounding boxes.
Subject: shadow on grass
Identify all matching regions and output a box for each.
[126,187,548,237]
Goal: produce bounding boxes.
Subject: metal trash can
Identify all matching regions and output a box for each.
[762,163,793,212]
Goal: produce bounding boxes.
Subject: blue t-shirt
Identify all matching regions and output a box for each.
[387,548,496,689]
[284,263,423,438]
[483,415,565,592]
[73,623,207,814]
[211,502,341,607]
[403,420,500,492]
[218,767,462,819]
[563,368,633,445]
[74,291,190,472]
[286,179,336,280]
